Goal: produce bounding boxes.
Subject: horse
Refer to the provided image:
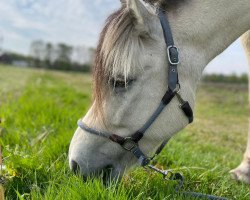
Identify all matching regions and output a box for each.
[69,0,250,184]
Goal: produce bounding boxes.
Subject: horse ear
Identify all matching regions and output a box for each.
[126,0,156,33]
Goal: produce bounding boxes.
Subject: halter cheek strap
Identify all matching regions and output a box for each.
[77,8,193,167]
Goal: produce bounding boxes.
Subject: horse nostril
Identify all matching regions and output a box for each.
[71,160,80,175]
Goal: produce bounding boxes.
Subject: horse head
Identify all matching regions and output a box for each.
[69,0,250,183]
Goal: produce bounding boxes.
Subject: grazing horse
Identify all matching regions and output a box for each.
[69,0,250,183]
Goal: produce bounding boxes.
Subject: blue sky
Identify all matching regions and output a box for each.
[0,0,248,75]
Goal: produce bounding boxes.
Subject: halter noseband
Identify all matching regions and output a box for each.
[77,8,193,167]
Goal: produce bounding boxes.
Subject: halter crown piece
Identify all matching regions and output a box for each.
[77,8,193,167]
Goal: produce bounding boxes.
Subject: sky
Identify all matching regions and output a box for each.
[0,0,248,75]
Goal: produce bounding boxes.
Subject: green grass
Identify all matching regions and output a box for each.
[1,64,250,199]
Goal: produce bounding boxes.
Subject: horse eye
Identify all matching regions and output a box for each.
[114,80,126,88]
[110,78,134,88]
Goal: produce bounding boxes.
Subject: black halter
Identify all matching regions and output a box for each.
[78,8,193,167]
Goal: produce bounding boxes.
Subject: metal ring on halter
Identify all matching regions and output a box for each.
[173,83,181,93]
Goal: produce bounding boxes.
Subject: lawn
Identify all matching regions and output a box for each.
[0,64,250,199]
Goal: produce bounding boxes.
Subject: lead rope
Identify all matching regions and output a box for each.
[147,164,228,200]
[145,118,227,200]
[146,147,228,200]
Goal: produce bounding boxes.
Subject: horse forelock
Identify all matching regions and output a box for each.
[92,5,145,120]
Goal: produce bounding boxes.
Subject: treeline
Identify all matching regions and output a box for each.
[203,73,248,84]
[29,40,94,71]
[0,40,95,72]
[1,42,249,83]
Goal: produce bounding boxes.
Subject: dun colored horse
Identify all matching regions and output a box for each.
[69,0,250,184]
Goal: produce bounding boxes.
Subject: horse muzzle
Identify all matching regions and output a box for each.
[69,158,122,184]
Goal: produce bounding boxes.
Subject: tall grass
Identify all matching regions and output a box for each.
[0,64,250,199]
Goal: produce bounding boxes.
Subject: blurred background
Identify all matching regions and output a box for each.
[0,0,248,77]
[1,1,250,199]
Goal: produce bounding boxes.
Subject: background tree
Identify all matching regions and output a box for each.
[30,40,45,68]
[44,43,54,68]
[27,40,93,71]
[54,43,73,70]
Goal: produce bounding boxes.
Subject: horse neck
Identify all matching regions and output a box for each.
[168,0,250,91]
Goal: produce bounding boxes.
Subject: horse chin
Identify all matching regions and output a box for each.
[79,165,124,186]
[101,155,137,185]
[101,165,123,186]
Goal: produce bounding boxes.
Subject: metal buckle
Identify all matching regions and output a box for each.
[167,45,180,65]
[122,137,137,151]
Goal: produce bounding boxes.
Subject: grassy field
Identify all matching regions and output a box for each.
[0,64,250,199]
